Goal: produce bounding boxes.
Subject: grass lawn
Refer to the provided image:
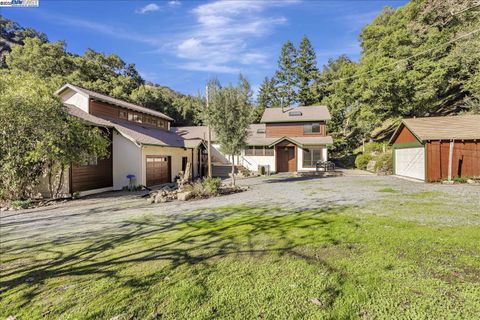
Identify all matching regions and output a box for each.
[1,192,480,319]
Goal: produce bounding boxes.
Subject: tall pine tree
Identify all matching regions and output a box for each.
[296,36,319,106]
[257,77,279,109]
[274,40,298,107]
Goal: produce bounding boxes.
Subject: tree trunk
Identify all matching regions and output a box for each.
[47,162,54,199]
[54,165,65,199]
[231,162,236,187]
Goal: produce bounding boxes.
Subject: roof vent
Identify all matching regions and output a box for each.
[289,111,302,116]
[257,128,266,134]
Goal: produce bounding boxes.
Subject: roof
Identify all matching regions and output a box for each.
[66,105,199,148]
[267,136,333,147]
[56,83,173,122]
[172,123,333,146]
[171,126,217,141]
[390,115,480,143]
[260,106,331,123]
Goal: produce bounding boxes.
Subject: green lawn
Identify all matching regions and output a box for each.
[1,192,480,319]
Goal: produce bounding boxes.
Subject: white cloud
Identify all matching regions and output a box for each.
[170,0,300,73]
[168,0,181,7]
[136,3,160,14]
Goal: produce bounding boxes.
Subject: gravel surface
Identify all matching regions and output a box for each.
[1,173,479,245]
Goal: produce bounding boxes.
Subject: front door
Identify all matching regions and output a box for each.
[276,146,296,172]
[146,155,171,187]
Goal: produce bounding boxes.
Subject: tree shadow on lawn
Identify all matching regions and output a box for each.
[0,205,359,315]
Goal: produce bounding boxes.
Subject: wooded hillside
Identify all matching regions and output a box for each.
[0,16,203,126]
[259,0,480,156]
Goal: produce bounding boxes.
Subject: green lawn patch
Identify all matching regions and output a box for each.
[1,202,480,319]
[377,187,397,193]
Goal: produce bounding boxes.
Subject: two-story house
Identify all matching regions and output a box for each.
[46,83,204,197]
[174,106,333,174]
[242,106,333,173]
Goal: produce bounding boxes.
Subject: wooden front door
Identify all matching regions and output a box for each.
[146,156,171,187]
[276,146,297,172]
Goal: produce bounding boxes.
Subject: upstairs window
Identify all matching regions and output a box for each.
[304,123,321,134]
[128,113,143,123]
[119,111,128,119]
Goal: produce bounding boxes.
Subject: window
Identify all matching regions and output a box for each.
[304,123,321,134]
[245,146,254,156]
[289,111,302,116]
[119,111,128,119]
[245,146,273,156]
[303,148,323,167]
[265,146,274,156]
[254,147,264,156]
[82,155,98,166]
[128,113,143,123]
[257,128,266,134]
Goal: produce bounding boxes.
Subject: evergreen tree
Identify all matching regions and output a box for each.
[257,77,279,109]
[274,40,298,106]
[296,36,320,106]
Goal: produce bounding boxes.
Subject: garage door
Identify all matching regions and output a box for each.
[146,156,171,187]
[395,147,425,180]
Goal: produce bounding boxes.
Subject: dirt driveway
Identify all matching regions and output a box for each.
[1,173,479,245]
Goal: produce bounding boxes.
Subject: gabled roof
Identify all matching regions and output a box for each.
[56,83,173,122]
[390,115,480,143]
[267,136,333,147]
[66,105,198,148]
[171,126,217,141]
[260,106,331,123]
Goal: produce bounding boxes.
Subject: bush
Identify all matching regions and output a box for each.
[185,177,222,199]
[374,152,393,174]
[355,153,373,170]
[11,199,33,209]
[202,177,221,196]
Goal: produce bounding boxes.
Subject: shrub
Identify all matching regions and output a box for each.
[185,177,222,199]
[374,152,393,174]
[355,153,373,170]
[11,199,33,209]
[202,177,222,196]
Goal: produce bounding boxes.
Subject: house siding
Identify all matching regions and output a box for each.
[426,140,480,181]
[393,126,419,144]
[266,122,326,137]
[90,99,170,130]
[112,131,143,190]
[141,146,193,185]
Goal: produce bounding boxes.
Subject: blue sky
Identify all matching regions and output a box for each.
[1,0,407,96]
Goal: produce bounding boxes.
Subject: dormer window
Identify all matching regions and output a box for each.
[289,111,302,116]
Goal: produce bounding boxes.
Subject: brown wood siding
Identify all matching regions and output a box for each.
[426,140,480,181]
[394,126,419,144]
[89,99,169,129]
[71,130,113,192]
[266,122,326,138]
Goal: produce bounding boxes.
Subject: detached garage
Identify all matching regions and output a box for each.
[390,115,480,182]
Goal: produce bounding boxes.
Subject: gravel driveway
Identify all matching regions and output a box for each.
[1,173,479,246]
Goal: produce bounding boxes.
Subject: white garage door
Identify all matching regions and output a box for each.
[395,147,425,180]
